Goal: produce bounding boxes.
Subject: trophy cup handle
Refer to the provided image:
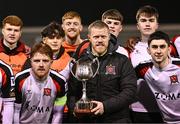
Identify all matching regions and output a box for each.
[69,59,78,80]
[91,57,100,78]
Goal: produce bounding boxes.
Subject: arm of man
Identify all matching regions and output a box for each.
[66,74,81,122]
[2,101,14,123]
[102,58,137,114]
[0,61,15,124]
[13,73,24,124]
[13,103,21,124]
[50,71,66,123]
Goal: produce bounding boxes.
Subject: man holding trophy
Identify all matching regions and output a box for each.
[67,20,137,123]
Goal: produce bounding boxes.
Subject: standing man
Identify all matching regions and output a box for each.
[101,9,128,57]
[13,43,66,123]
[67,20,137,123]
[22,21,71,123]
[0,60,14,123]
[41,21,71,123]
[129,5,163,123]
[135,31,180,123]
[0,15,30,75]
[61,11,84,57]
[74,9,129,59]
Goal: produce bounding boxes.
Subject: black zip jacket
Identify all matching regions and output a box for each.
[67,41,137,123]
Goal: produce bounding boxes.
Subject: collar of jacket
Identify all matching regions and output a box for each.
[0,38,27,55]
[54,46,66,59]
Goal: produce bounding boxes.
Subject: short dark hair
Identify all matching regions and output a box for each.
[41,21,65,38]
[148,31,170,46]
[102,9,123,23]
[30,42,53,59]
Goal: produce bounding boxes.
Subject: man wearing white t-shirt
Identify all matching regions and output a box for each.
[135,31,180,123]
[14,43,66,123]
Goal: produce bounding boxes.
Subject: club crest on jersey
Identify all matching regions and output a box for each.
[105,64,116,75]
[170,75,179,84]
[9,87,15,97]
[44,88,51,96]
[25,90,32,95]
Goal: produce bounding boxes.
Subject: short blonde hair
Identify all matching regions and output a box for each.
[62,11,81,23]
[88,20,109,35]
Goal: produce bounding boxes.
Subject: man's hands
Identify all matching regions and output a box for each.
[73,100,104,118]
[91,101,104,115]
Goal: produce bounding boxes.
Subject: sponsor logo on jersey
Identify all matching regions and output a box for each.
[25,101,50,113]
[44,88,51,96]
[105,64,116,75]
[155,92,180,101]
[170,75,179,84]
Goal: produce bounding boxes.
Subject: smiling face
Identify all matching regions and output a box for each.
[148,39,170,66]
[43,36,63,53]
[62,17,82,44]
[2,23,21,45]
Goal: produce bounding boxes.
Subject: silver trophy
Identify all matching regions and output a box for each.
[70,57,99,116]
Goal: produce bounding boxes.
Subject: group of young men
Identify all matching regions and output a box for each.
[0,4,180,124]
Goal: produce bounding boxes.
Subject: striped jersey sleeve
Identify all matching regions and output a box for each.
[0,60,14,100]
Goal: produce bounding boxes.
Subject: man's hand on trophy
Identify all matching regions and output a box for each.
[91,101,104,115]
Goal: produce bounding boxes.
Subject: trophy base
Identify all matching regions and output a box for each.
[74,108,93,117]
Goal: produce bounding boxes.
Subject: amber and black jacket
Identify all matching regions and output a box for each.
[0,38,30,75]
[23,46,71,73]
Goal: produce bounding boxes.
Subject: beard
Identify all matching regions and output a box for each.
[67,34,78,45]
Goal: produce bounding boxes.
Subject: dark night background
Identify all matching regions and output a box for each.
[0,0,180,46]
[1,0,180,26]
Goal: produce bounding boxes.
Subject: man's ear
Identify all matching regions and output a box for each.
[168,46,171,56]
[2,28,4,35]
[169,46,171,52]
[136,23,140,31]
[87,34,90,40]
[119,25,123,32]
[61,23,65,30]
[42,37,47,43]
[79,24,83,32]
[147,47,151,55]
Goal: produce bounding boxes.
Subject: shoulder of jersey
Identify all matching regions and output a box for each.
[50,69,66,82]
[0,60,14,74]
[15,68,31,79]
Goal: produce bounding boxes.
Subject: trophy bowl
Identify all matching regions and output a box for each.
[70,57,99,116]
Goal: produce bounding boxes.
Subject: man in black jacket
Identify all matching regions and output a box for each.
[67,20,137,123]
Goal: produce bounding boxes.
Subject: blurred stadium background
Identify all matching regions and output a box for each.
[1,0,180,47]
